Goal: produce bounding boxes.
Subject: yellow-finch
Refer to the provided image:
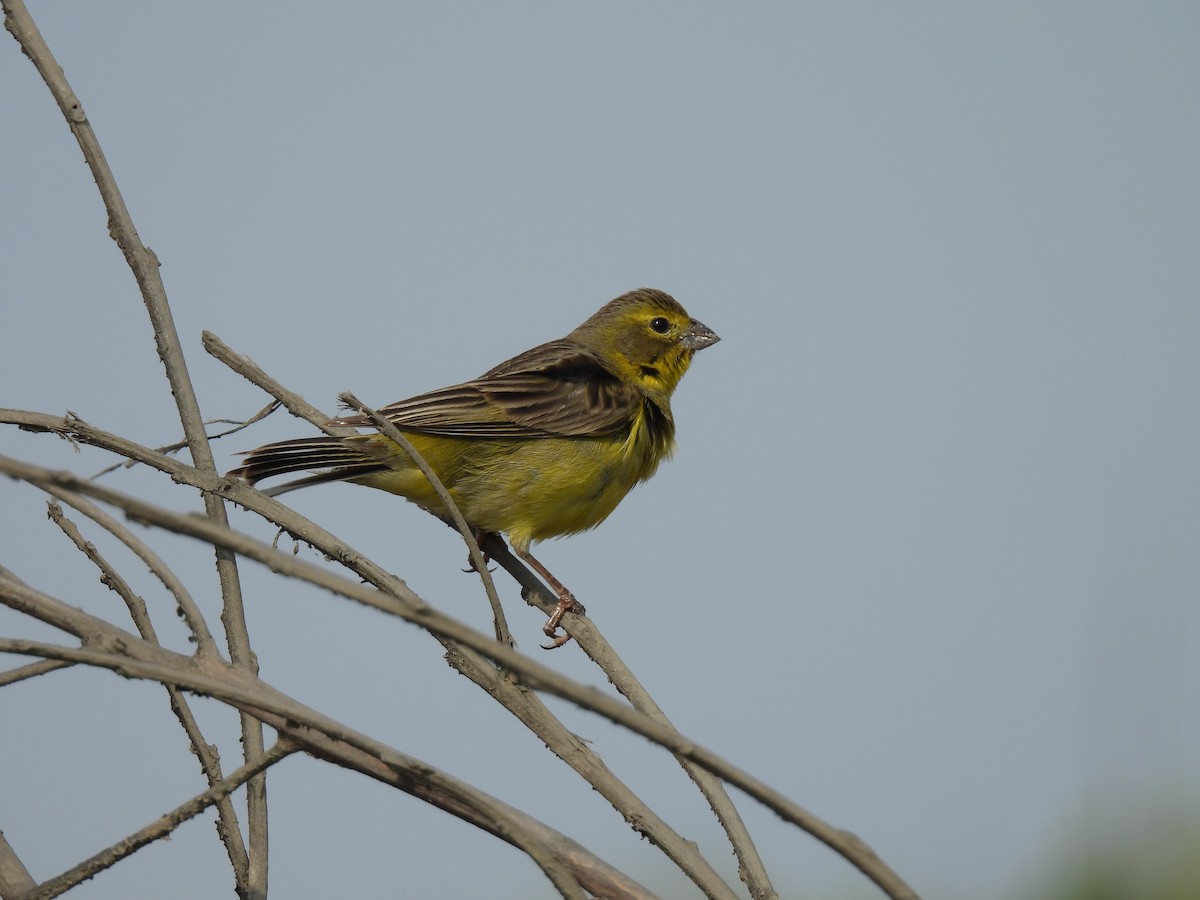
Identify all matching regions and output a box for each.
[229,288,719,647]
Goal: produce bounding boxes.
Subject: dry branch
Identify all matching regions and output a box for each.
[0,447,919,900]
[2,1,264,892]
[2,2,920,896]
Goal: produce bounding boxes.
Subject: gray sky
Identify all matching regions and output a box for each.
[3,4,1198,898]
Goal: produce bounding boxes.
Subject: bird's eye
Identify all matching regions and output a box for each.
[649,317,671,334]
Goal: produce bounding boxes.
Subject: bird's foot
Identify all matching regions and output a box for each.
[462,553,496,575]
[462,530,495,574]
[540,593,586,650]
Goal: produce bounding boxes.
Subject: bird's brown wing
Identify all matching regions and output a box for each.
[329,340,640,439]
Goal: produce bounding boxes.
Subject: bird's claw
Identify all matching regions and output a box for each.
[462,548,494,575]
[540,632,574,650]
[540,595,586,650]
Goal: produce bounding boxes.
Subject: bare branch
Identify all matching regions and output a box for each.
[41,496,248,879]
[202,331,344,434]
[0,635,651,900]
[445,643,737,899]
[203,401,283,432]
[2,4,924,897]
[45,500,203,652]
[477,536,777,896]
[205,336,517,645]
[269,719,653,900]
[201,339,508,646]
[0,658,74,689]
[90,400,280,479]
[0,829,36,898]
[23,741,294,900]
[0,453,920,899]
[1,1,264,891]
[43,490,217,655]
[0,570,77,689]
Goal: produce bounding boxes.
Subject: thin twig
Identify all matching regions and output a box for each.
[204,336,514,645]
[204,337,511,644]
[0,657,74,688]
[338,391,514,649]
[90,400,281,479]
[202,331,346,434]
[24,740,294,900]
[45,495,217,655]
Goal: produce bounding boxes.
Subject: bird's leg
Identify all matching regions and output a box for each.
[514,547,587,649]
[462,528,497,574]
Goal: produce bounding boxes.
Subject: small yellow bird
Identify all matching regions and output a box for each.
[230,288,719,647]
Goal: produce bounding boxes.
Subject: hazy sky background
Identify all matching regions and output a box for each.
[3,4,1198,898]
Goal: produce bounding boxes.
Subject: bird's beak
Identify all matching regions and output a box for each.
[682,319,720,351]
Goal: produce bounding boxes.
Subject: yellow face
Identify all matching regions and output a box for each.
[573,289,719,401]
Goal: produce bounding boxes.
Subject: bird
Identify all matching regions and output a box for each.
[228,288,719,648]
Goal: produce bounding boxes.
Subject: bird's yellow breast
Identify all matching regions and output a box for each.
[352,403,674,552]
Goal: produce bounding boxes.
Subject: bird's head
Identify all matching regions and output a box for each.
[572,288,719,401]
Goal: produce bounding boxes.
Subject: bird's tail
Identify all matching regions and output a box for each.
[226,436,388,498]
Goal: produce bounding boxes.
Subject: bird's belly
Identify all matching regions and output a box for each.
[456,438,659,550]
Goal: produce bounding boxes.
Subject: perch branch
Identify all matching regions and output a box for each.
[0,451,919,900]
[0,630,651,900]
[337,391,513,649]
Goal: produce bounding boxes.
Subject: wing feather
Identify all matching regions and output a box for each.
[330,341,640,439]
